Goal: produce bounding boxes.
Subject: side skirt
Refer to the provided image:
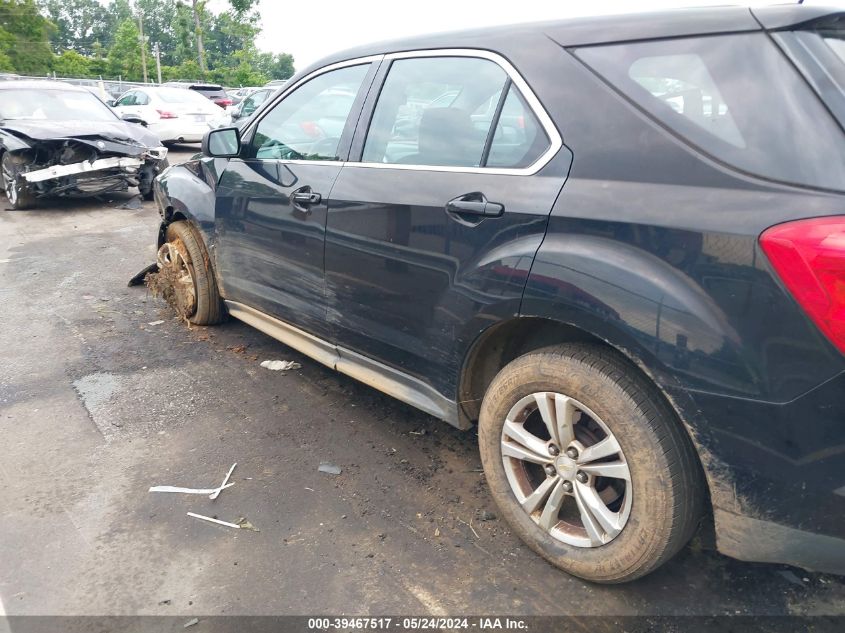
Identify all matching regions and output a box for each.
[224,301,466,429]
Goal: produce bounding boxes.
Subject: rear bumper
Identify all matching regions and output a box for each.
[714,509,845,575]
[149,120,209,143]
[678,373,845,573]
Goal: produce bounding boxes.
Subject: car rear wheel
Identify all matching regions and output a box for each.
[2,152,35,210]
[478,343,704,583]
[155,221,224,325]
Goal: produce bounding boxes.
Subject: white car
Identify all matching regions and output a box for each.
[110,86,221,144]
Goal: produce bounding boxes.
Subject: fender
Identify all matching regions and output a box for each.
[154,158,227,251]
[0,130,33,153]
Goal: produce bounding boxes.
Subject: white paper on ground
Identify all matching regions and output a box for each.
[149,483,235,494]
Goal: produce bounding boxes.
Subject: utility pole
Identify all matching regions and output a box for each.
[138,11,148,83]
[191,0,206,74]
[153,42,162,84]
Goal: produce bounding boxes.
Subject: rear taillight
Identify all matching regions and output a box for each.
[156,109,178,119]
[760,216,845,354]
[217,99,233,107]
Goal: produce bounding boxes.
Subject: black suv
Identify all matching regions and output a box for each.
[151,6,845,582]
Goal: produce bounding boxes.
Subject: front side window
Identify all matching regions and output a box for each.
[251,64,370,161]
[577,33,845,191]
[117,91,137,106]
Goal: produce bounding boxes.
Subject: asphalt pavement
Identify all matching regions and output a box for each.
[1,145,843,621]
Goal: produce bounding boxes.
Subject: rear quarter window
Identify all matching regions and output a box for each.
[576,33,845,192]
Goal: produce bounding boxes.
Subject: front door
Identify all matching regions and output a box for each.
[214,62,376,337]
[324,54,571,398]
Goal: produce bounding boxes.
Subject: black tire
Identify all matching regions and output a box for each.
[163,221,225,325]
[478,343,704,583]
[1,152,36,210]
[139,158,168,201]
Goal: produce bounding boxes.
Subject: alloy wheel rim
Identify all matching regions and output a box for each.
[500,392,632,548]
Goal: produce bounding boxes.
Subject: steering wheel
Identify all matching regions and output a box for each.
[308,137,341,159]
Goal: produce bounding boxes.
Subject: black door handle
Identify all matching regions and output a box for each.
[446,192,504,218]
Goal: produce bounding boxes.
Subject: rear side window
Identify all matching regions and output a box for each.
[577,34,845,191]
[362,56,550,169]
[486,85,548,169]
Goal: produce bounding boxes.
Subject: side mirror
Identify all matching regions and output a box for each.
[203,127,241,158]
[121,113,146,126]
[107,99,117,107]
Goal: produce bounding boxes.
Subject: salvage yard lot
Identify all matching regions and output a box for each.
[1,146,843,619]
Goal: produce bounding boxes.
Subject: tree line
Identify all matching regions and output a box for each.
[0,0,295,86]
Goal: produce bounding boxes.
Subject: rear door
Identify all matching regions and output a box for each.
[324,52,572,396]
[214,61,378,338]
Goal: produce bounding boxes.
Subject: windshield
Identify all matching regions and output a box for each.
[0,89,118,122]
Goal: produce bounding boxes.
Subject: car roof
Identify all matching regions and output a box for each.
[163,81,224,89]
[0,80,88,92]
[298,5,843,76]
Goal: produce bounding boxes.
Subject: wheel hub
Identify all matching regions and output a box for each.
[555,455,578,480]
[500,391,632,548]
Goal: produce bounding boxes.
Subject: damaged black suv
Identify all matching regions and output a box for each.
[151,6,845,583]
[0,81,168,210]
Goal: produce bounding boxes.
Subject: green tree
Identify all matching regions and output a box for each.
[0,0,54,74]
[106,18,147,81]
[0,48,13,72]
[38,0,109,56]
[255,51,294,81]
[89,40,108,76]
[228,0,258,16]
[205,8,257,70]
[52,48,91,76]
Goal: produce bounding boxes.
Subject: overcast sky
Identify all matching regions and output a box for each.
[241,0,845,71]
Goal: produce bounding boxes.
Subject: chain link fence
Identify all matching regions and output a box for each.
[0,72,158,99]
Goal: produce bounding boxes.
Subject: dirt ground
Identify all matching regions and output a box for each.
[1,145,843,623]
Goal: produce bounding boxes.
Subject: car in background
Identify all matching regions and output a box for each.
[162,81,232,108]
[227,86,260,106]
[264,79,288,88]
[153,6,845,582]
[0,81,167,209]
[208,87,275,130]
[110,86,221,144]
